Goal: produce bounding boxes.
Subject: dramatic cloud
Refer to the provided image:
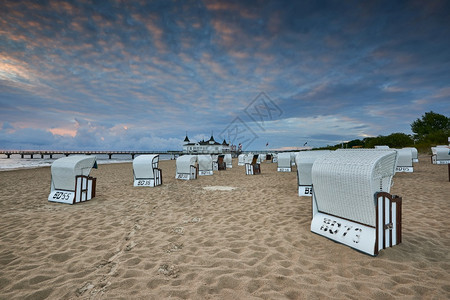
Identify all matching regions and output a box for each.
[0,0,449,150]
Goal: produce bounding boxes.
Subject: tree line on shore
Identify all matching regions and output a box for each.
[317,111,450,153]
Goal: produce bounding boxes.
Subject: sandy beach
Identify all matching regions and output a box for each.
[0,155,449,299]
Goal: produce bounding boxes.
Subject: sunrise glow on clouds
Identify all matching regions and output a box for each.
[1,0,449,150]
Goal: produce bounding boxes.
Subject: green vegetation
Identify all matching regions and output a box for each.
[315,111,449,153]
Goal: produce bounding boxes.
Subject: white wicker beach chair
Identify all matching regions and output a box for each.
[238,154,246,166]
[48,155,97,204]
[277,152,293,172]
[272,153,278,163]
[133,154,162,187]
[224,154,232,169]
[403,147,418,163]
[198,155,214,175]
[395,148,414,172]
[431,146,450,164]
[245,154,261,175]
[176,155,198,180]
[295,150,332,196]
[310,149,402,256]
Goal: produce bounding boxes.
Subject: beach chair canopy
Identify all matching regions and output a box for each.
[238,154,245,164]
[277,152,293,168]
[312,149,397,227]
[224,154,232,165]
[375,145,390,149]
[244,153,254,164]
[295,150,332,185]
[403,147,418,161]
[435,147,450,160]
[133,155,159,179]
[396,148,413,167]
[198,155,213,171]
[176,155,198,173]
[51,155,97,191]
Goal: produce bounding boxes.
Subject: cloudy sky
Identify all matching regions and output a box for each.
[1,0,449,151]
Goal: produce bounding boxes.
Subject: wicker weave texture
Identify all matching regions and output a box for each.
[277,152,292,168]
[176,155,198,174]
[295,151,332,185]
[198,155,213,171]
[312,149,397,227]
[396,148,413,167]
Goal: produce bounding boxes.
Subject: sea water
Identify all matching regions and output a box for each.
[0,153,174,171]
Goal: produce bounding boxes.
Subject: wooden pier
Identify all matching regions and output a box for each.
[0,150,184,160]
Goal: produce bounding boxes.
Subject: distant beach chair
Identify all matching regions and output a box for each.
[258,154,265,163]
[224,154,232,169]
[211,155,219,170]
[277,152,293,172]
[48,155,97,204]
[198,155,214,175]
[290,152,297,166]
[395,148,414,172]
[238,154,246,166]
[375,145,390,149]
[245,154,261,175]
[266,154,273,162]
[311,149,402,256]
[133,154,162,186]
[295,150,332,196]
[217,154,226,170]
[272,153,278,163]
[403,147,418,163]
[176,155,198,180]
[431,146,450,164]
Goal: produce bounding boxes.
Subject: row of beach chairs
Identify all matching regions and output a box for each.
[47,145,448,256]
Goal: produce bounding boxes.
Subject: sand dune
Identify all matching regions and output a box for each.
[0,155,449,299]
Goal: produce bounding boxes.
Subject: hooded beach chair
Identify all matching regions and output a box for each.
[310,149,402,256]
[176,155,198,180]
[277,152,293,172]
[224,154,232,169]
[48,155,97,204]
[198,155,214,175]
[403,147,418,163]
[245,154,261,175]
[238,154,246,166]
[133,154,162,186]
[295,150,332,196]
[431,146,450,164]
[395,148,414,172]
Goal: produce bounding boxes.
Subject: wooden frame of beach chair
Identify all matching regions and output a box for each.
[277,152,292,172]
[395,148,414,172]
[217,155,226,170]
[176,155,198,180]
[310,149,402,256]
[48,155,97,204]
[295,150,332,196]
[133,154,162,187]
[245,154,261,175]
[198,155,214,176]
